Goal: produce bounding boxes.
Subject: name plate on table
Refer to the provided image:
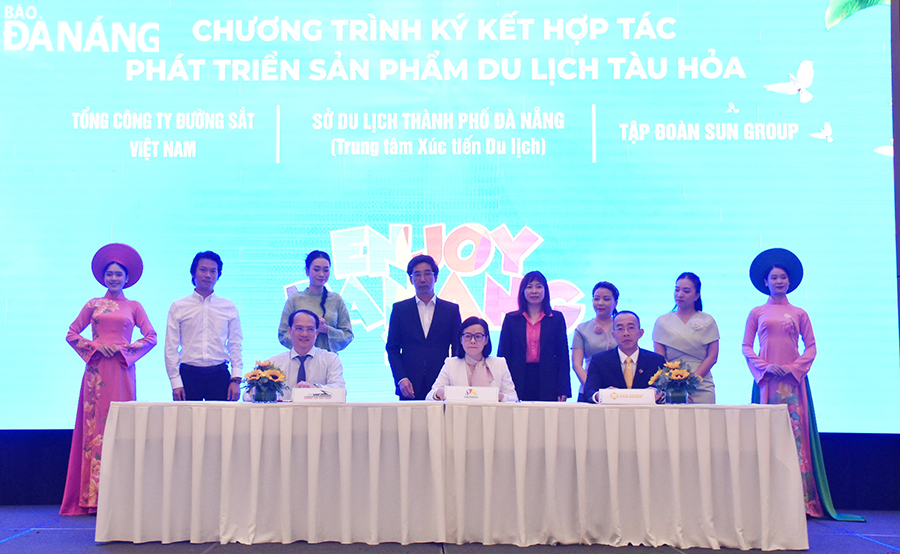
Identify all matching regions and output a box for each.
[445,386,499,403]
[290,387,346,403]
[598,388,656,405]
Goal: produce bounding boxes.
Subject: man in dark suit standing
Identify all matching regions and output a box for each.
[583,310,665,403]
[386,254,462,400]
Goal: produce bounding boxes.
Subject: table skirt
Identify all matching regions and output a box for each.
[96,401,807,550]
[444,403,807,550]
[96,402,446,544]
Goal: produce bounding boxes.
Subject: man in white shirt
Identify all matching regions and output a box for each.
[268,309,345,389]
[165,251,243,401]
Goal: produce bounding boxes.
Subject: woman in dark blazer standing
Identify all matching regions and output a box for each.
[498,271,571,401]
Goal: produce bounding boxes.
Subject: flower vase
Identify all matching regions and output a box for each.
[666,389,688,404]
[253,388,278,403]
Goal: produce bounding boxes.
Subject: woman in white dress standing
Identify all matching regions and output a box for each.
[652,272,719,403]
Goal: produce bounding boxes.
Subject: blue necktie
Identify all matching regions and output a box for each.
[296,354,310,384]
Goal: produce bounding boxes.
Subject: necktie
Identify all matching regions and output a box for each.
[296,354,311,384]
[624,357,634,389]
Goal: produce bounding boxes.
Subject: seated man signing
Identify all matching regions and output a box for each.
[583,310,665,403]
[269,309,345,390]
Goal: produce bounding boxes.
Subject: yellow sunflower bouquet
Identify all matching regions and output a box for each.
[242,360,289,403]
[648,361,703,404]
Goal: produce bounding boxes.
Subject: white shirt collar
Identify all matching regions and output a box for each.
[191,290,217,301]
[292,346,318,359]
[618,347,639,365]
[415,295,436,308]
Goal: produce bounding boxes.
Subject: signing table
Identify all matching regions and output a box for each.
[443,402,806,550]
[95,402,446,545]
[96,402,807,550]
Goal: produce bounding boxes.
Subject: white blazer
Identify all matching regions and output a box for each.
[425,356,518,402]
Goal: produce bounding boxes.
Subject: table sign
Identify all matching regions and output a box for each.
[445,386,499,402]
[291,387,346,403]
[598,388,655,404]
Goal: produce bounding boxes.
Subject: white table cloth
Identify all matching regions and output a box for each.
[96,402,446,545]
[96,401,806,550]
[443,402,807,550]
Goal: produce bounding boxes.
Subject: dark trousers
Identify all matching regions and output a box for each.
[180,363,230,401]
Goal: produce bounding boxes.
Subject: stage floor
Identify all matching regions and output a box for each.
[0,506,897,553]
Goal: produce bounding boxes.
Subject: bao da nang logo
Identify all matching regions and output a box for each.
[283,223,586,334]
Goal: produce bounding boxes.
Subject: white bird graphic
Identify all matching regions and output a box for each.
[874,139,893,157]
[726,102,740,114]
[809,122,833,142]
[764,61,814,103]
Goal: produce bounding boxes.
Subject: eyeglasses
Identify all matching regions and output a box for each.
[291,326,316,333]
[462,333,486,342]
[412,271,435,279]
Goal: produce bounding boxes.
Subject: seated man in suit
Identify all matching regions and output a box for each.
[268,309,345,390]
[386,254,462,400]
[583,310,665,403]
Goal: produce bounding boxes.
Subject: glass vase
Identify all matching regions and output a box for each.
[252,388,278,403]
[665,389,688,404]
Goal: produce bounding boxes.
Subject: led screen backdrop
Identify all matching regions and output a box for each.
[1,0,896,432]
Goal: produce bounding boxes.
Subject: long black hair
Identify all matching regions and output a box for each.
[675,272,703,311]
[306,250,331,317]
[592,281,619,317]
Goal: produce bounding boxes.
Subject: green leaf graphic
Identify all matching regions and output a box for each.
[825,0,890,30]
